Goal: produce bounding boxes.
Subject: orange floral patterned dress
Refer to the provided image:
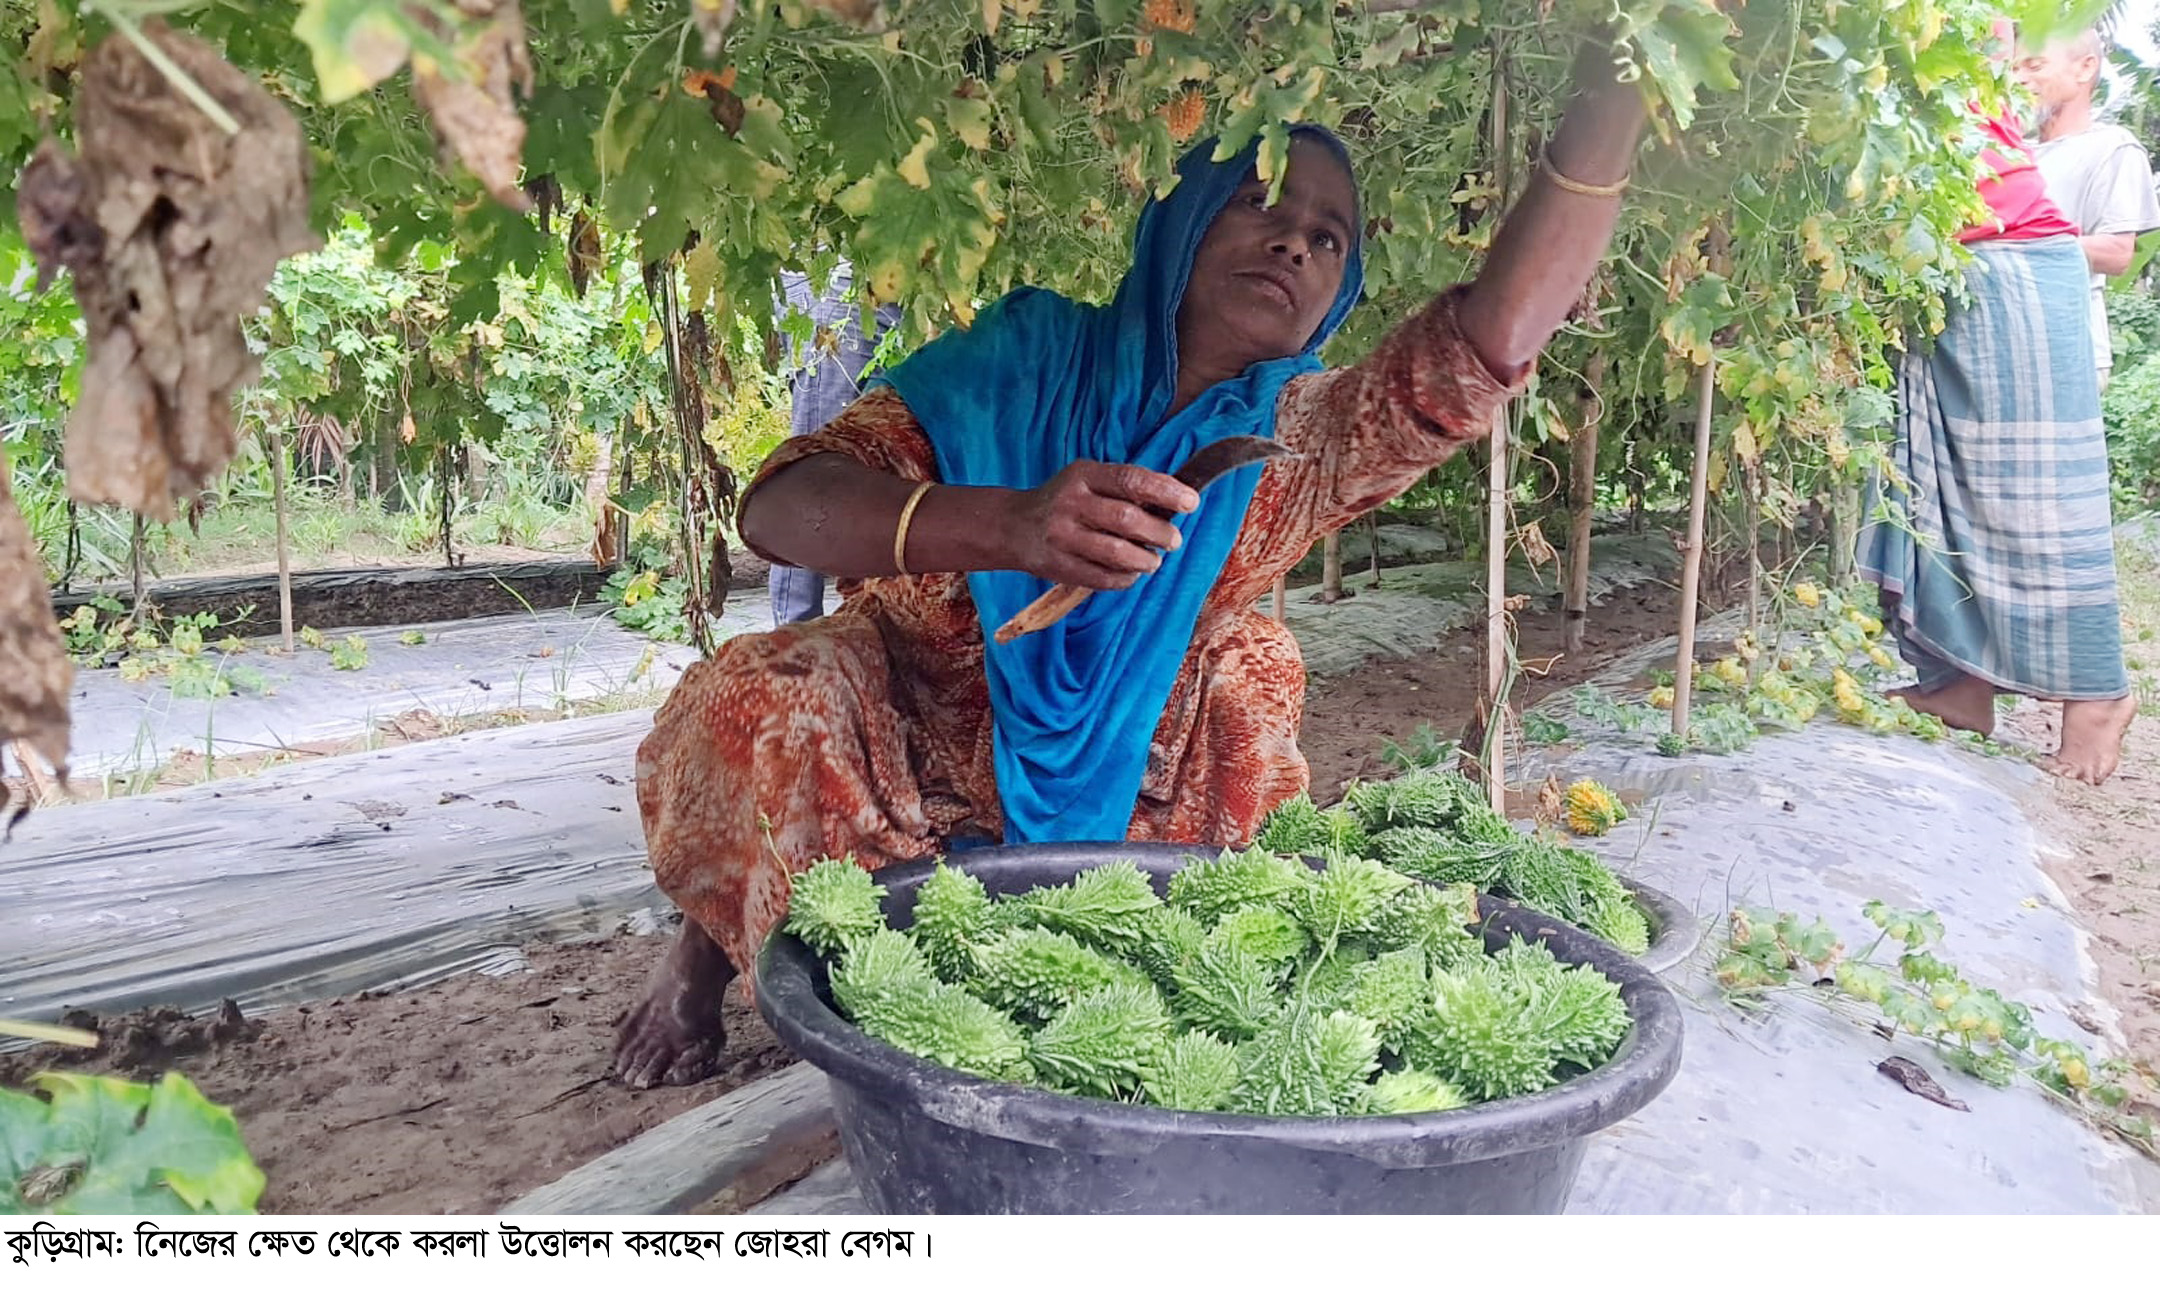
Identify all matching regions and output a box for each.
[634,287,1516,977]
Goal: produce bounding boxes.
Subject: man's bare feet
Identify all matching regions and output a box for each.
[613,919,738,1089]
[1888,673,1997,736]
[2041,696,2137,785]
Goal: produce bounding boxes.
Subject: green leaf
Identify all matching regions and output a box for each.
[1631,4,1740,132]
[3,1073,263,1215]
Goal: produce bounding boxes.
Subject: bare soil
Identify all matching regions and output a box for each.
[1299,577,1723,803]
[0,937,792,1215]
[2007,542,2160,1098]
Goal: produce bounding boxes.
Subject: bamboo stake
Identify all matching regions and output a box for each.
[272,426,294,653]
[1743,456,1762,676]
[437,439,454,569]
[1671,357,1718,744]
[1482,42,1512,811]
[1485,421,1508,808]
[1563,350,1607,655]
[1830,481,1859,583]
[130,514,146,615]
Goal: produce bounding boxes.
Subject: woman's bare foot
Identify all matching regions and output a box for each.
[613,919,738,1089]
[1888,673,1997,736]
[2041,696,2138,785]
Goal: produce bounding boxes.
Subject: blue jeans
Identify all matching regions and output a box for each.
[769,562,824,627]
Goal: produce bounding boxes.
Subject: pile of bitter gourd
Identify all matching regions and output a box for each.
[785,837,1632,1118]
[1259,766,1652,955]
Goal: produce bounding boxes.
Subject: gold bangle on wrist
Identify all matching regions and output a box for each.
[1540,152,1630,199]
[893,481,935,576]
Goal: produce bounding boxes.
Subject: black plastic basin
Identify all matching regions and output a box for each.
[755,841,1685,1215]
[1620,877,1703,975]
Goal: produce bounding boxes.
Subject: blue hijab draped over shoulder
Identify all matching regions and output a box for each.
[880,128,1365,846]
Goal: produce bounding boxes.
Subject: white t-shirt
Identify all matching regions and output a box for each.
[2034,122,2160,372]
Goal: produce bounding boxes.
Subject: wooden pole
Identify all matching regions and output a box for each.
[130,514,146,616]
[272,427,295,652]
[438,438,455,569]
[1482,42,1512,810]
[1743,456,1762,672]
[1830,481,1859,583]
[1562,350,1608,655]
[1368,512,1382,586]
[1671,357,1718,744]
[1320,531,1344,603]
[1272,574,1286,621]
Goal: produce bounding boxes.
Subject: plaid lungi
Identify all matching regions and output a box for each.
[1857,235,2129,702]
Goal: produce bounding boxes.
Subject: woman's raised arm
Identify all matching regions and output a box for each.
[1457,41,1649,383]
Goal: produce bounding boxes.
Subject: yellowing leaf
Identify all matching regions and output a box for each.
[865,258,906,301]
[835,174,880,217]
[683,241,721,312]
[1732,421,1759,464]
[898,120,937,189]
[981,0,1001,34]
[948,95,994,151]
[293,0,421,103]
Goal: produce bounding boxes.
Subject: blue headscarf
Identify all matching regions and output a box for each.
[880,127,1365,846]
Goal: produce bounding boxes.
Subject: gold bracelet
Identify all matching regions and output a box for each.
[892,481,935,576]
[1540,153,1630,199]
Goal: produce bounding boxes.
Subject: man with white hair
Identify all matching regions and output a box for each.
[2018,26,2160,383]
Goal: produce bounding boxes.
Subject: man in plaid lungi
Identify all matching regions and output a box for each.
[1860,33,2136,785]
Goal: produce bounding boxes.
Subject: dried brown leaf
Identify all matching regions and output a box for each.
[411,0,535,212]
[1517,518,1556,567]
[19,22,315,522]
[0,469,72,786]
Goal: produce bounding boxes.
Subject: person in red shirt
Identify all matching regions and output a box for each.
[1858,38,2134,786]
[1965,112,2080,243]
